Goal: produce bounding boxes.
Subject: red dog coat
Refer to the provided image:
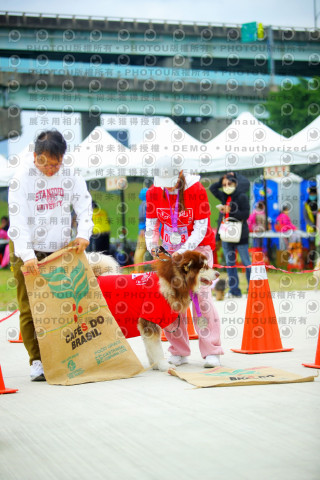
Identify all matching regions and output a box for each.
[97,272,179,338]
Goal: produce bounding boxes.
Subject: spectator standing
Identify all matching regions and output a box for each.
[210,172,251,298]
[90,201,111,253]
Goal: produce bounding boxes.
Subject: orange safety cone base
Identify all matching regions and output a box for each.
[188,333,198,340]
[0,366,18,394]
[232,347,293,354]
[302,363,320,369]
[0,386,19,394]
[302,326,320,368]
[9,331,23,343]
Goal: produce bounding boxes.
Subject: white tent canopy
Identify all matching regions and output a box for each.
[1,113,320,185]
[0,154,13,187]
[66,118,209,180]
[130,116,207,175]
[66,126,132,180]
[0,143,35,187]
[287,114,320,150]
[281,114,320,166]
[201,112,288,172]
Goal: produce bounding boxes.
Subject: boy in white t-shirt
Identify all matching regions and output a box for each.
[8,130,93,381]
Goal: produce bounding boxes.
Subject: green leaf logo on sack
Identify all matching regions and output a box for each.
[41,260,89,322]
[205,368,261,377]
[67,360,76,371]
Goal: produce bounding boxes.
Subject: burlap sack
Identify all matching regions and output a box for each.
[169,366,316,388]
[22,246,144,385]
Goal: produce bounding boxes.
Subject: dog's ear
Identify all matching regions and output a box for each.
[197,254,208,269]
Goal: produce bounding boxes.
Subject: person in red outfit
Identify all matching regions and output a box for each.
[145,156,223,368]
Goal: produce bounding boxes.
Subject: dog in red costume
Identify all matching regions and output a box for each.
[88,248,219,371]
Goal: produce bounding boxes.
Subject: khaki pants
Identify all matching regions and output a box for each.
[9,241,51,365]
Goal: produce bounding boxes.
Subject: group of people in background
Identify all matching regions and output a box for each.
[43,161,319,297]
[248,188,318,260]
[4,129,320,379]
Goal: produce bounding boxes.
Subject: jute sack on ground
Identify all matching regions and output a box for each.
[169,366,316,388]
[22,246,144,385]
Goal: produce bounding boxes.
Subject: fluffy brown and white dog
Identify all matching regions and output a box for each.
[86,248,219,371]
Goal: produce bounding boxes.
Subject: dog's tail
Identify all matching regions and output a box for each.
[85,252,120,276]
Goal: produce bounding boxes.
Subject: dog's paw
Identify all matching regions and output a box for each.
[154,360,171,372]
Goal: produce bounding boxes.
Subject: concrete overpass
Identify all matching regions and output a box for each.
[0,11,319,140]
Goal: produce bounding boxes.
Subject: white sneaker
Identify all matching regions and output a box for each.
[204,355,221,368]
[30,360,46,382]
[168,355,189,367]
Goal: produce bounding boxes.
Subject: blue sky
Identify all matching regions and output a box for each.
[1,0,317,28]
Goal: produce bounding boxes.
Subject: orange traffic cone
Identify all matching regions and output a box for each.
[232,251,293,354]
[161,308,198,341]
[186,307,198,340]
[302,326,320,369]
[0,365,18,394]
[9,331,23,343]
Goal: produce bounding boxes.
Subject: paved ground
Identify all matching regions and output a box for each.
[1,291,320,480]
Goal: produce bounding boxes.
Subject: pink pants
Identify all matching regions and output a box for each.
[164,245,224,358]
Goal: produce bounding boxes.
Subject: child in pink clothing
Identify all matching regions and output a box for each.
[275,206,299,248]
[276,209,297,232]
[0,216,10,268]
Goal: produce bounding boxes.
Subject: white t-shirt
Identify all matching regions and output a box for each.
[8,163,93,262]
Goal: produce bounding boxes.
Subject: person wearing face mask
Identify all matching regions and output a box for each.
[303,187,318,267]
[210,172,251,298]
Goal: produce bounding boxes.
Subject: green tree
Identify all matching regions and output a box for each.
[265,77,320,137]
